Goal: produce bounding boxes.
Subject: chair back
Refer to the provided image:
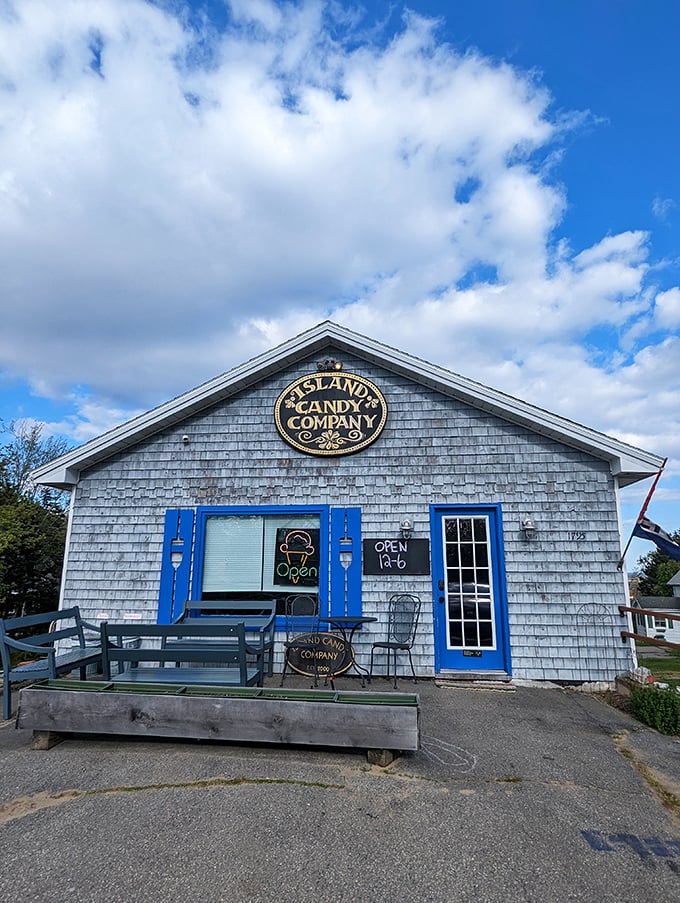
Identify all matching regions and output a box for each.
[387,593,421,646]
[284,594,319,640]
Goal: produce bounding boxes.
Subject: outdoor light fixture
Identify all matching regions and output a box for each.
[521,518,537,540]
[339,534,353,616]
[339,535,353,569]
[316,358,344,372]
[400,517,414,540]
[170,538,185,569]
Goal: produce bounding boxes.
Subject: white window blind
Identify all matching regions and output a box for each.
[202,516,263,592]
[202,514,320,594]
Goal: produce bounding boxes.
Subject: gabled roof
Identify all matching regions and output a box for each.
[33,321,664,488]
[634,596,680,612]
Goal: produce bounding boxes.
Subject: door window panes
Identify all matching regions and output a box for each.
[443,515,496,650]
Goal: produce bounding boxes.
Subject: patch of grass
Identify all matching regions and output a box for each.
[616,741,680,821]
[637,651,680,690]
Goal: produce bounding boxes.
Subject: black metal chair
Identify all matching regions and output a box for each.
[369,593,421,688]
[280,594,333,689]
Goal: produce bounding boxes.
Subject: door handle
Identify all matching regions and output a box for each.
[438,596,445,604]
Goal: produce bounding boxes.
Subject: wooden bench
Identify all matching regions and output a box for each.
[178,599,278,619]
[1,606,103,720]
[173,599,277,680]
[101,622,263,688]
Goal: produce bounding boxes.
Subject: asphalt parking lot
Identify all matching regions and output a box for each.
[1,677,680,903]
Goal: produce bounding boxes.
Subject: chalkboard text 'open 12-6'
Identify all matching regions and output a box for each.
[362,539,430,576]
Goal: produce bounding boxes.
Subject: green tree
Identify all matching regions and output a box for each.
[0,421,71,618]
[0,419,70,507]
[0,489,67,618]
[635,531,680,596]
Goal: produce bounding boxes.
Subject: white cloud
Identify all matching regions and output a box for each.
[45,396,143,444]
[652,195,675,223]
[0,0,678,513]
[653,287,680,329]
[0,1,560,400]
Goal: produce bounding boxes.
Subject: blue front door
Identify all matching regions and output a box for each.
[431,505,511,674]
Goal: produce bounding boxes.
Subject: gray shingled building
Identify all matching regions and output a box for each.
[33,322,663,683]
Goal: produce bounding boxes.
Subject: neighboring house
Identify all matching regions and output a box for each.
[632,569,680,643]
[668,571,680,599]
[632,596,680,644]
[32,321,664,683]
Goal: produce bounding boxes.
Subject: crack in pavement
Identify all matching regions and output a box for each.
[0,775,345,825]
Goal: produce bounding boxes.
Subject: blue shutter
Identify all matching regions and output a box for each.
[330,507,362,617]
[158,509,195,624]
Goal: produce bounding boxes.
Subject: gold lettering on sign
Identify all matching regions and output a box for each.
[274,371,388,456]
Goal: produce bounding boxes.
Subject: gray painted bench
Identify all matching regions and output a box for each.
[101,622,263,688]
[172,599,277,680]
[1,606,103,720]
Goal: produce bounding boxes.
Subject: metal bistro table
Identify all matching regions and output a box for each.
[318,616,378,686]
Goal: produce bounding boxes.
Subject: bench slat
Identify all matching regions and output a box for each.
[111,667,261,686]
[179,599,277,618]
[9,648,103,678]
[20,626,82,647]
[1,606,83,632]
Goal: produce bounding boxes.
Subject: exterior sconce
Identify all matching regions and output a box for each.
[339,535,353,569]
[339,535,353,617]
[316,358,343,372]
[170,538,185,568]
[400,517,414,540]
[521,518,537,540]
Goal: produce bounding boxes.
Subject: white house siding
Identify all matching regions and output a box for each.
[60,351,632,682]
[633,598,680,644]
[643,617,680,644]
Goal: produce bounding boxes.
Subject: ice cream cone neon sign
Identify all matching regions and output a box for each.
[278,530,316,584]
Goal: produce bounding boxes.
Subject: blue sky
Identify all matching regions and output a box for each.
[1,0,679,569]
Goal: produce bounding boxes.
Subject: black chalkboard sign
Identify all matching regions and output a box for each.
[362,538,430,576]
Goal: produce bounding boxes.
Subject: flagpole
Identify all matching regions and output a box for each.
[616,457,668,571]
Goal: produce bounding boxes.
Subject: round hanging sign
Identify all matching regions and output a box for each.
[274,371,388,456]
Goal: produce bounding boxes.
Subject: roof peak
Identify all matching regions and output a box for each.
[32,320,664,488]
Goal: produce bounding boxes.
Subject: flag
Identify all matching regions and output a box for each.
[633,516,680,561]
[616,458,667,570]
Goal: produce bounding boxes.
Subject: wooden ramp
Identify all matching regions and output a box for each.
[17,680,420,763]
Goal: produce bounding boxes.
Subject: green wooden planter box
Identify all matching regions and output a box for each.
[17,680,420,755]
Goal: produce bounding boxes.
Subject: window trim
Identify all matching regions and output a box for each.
[192,505,330,621]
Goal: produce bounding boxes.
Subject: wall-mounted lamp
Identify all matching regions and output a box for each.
[339,535,353,569]
[181,434,190,444]
[170,538,185,568]
[400,517,414,540]
[316,358,343,372]
[521,518,537,540]
[339,534,353,617]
